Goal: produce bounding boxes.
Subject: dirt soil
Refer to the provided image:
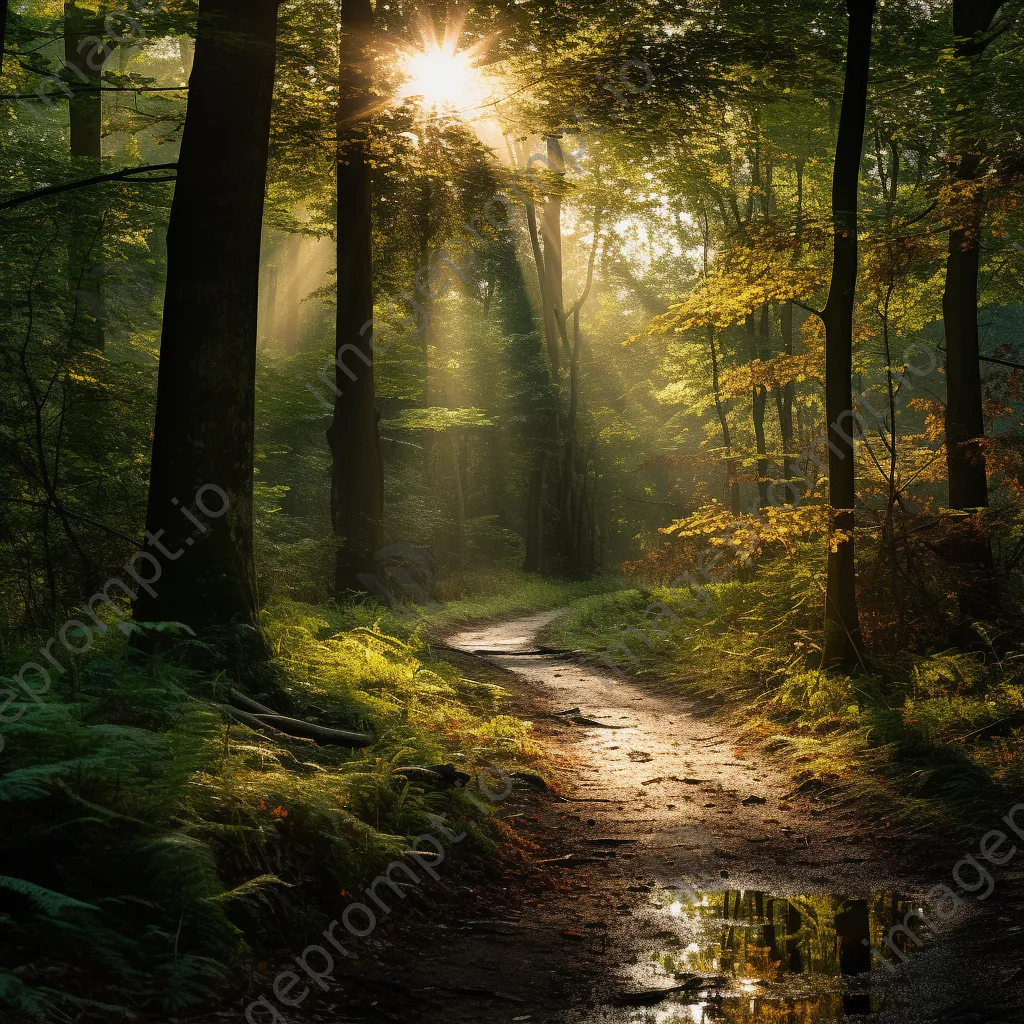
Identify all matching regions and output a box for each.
[233,613,1024,1024]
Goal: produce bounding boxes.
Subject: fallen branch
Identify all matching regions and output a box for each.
[219,705,315,746]
[229,688,278,716]
[229,688,372,745]
[394,764,471,789]
[252,714,373,747]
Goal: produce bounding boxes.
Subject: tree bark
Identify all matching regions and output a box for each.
[64,1,102,159]
[1,0,9,72]
[328,0,385,595]
[64,1,105,349]
[709,325,741,514]
[819,0,875,670]
[559,205,601,575]
[134,0,280,632]
[751,306,772,509]
[779,301,798,504]
[941,0,1006,619]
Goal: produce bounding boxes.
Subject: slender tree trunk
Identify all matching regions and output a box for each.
[263,264,279,346]
[819,0,875,670]
[328,0,384,594]
[65,1,105,349]
[134,0,280,632]
[542,136,566,355]
[559,205,601,575]
[942,0,1006,619]
[709,325,741,514]
[282,233,302,356]
[519,137,566,572]
[751,305,772,509]
[779,301,798,504]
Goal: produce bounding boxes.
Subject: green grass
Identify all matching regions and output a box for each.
[315,568,623,640]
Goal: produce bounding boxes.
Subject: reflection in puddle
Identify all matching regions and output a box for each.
[626,890,926,1022]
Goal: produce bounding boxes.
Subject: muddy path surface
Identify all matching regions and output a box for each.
[293,613,1023,1024]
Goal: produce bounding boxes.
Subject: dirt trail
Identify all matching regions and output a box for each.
[319,613,1020,1024]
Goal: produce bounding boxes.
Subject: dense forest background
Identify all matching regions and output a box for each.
[2,0,1024,1019]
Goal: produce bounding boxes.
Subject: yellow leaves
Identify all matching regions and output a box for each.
[661,501,827,565]
[828,528,854,553]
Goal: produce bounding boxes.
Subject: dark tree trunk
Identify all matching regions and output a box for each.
[64,1,102,159]
[942,0,1006,619]
[134,0,280,631]
[779,301,798,504]
[786,902,804,973]
[751,305,772,509]
[709,325,741,514]
[542,136,566,362]
[820,0,875,670]
[835,899,872,1014]
[1,0,9,72]
[328,0,384,595]
[64,1,105,349]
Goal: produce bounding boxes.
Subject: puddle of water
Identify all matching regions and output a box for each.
[619,889,926,1022]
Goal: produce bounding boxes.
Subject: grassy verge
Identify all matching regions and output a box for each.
[317,569,623,640]
[0,581,583,1021]
[538,567,1024,846]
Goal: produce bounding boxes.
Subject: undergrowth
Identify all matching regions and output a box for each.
[0,597,545,1021]
[540,552,1024,843]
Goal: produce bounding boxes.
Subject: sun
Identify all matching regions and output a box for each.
[397,26,489,114]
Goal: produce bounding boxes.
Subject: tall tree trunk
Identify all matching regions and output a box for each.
[328,0,384,595]
[65,1,102,159]
[263,264,279,346]
[1,0,10,72]
[709,325,741,514]
[64,1,105,349]
[134,0,280,632]
[282,233,302,355]
[819,0,875,670]
[779,301,798,504]
[542,136,566,361]
[559,204,601,575]
[519,137,565,572]
[751,305,772,509]
[942,0,1006,619]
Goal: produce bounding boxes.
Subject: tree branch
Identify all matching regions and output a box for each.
[0,164,178,212]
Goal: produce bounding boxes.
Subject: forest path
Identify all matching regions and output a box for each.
[323,612,1010,1024]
